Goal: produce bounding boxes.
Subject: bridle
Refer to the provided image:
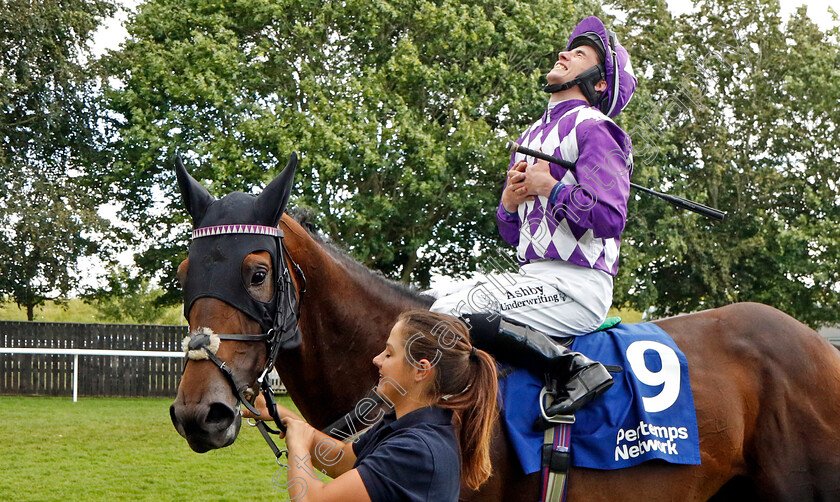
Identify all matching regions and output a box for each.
[181,223,305,462]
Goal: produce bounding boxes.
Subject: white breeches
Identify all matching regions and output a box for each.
[429,260,613,337]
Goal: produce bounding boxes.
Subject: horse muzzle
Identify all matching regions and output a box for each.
[169,329,264,452]
[170,398,241,453]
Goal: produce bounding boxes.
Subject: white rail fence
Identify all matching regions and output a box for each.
[1,321,187,398]
[0,347,183,402]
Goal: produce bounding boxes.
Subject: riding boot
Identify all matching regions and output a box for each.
[463,313,613,416]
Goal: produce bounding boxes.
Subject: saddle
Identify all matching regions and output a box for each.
[501,316,622,502]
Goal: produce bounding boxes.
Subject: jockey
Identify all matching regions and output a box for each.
[430,16,637,416]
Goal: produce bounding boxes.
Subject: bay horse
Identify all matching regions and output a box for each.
[169,157,840,501]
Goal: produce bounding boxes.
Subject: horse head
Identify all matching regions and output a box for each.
[169,153,299,453]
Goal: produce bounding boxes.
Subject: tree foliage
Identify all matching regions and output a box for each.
[104,0,840,326]
[613,0,840,326]
[104,0,601,290]
[0,0,117,320]
[84,267,185,324]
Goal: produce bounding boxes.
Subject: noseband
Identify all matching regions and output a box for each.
[183,329,278,415]
[181,223,305,461]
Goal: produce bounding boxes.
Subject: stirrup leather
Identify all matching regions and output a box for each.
[539,381,572,502]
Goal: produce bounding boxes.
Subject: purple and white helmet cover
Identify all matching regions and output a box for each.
[567,16,637,118]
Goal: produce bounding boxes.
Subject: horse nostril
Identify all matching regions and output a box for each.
[206,402,236,429]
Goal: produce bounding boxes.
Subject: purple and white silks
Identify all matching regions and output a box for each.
[497,99,633,277]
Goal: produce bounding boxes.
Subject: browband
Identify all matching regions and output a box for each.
[192,224,281,240]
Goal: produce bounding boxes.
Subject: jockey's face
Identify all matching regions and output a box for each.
[546,44,605,89]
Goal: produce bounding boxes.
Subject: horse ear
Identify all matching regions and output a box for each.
[175,155,215,226]
[255,152,298,227]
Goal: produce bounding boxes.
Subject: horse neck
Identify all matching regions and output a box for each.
[276,215,428,429]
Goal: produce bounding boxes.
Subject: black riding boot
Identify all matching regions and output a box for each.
[464,313,613,416]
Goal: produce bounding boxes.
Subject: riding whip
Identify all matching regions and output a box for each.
[506,141,727,221]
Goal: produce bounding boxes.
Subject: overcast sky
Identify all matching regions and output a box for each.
[91,0,839,56]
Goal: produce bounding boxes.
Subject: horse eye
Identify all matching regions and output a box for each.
[251,270,267,286]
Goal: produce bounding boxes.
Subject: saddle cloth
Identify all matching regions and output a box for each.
[498,322,701,474]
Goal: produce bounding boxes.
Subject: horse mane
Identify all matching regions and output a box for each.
[287,207,435,308]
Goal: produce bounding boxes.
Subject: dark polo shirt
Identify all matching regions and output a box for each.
[352,406,460,502]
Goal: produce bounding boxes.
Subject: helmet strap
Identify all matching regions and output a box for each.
[543,80,578,94]
[543,65,606,107]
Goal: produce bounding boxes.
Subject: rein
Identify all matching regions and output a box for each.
[181,223,306,463]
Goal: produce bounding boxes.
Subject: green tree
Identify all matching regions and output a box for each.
[0,0,117,320]
[85,267,185,324]
[613,0,840,327]
[103,0,601,290]
[105,0,839,327]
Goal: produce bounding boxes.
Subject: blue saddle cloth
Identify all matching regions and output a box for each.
[498,322,701,474]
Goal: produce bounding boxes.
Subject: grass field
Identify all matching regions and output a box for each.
[0,396,300,501]
[0,299,186,325]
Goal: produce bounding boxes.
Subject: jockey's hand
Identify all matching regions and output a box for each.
[502,161,535,213]
[522,159,559,199]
